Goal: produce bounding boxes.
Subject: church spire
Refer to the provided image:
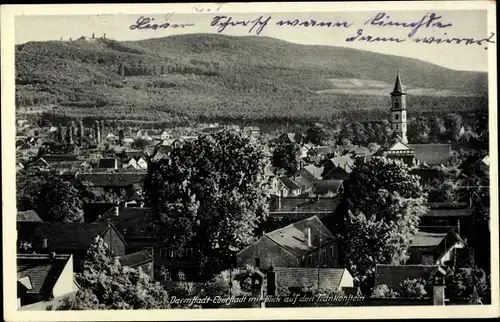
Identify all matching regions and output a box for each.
[391,71,405,95]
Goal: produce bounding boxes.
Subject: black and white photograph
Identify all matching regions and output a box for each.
[2,2,498,320]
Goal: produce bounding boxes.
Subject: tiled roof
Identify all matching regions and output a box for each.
[17,210,43,222]
[274,267,348,291]
[17,254,71,296]
[76,173,146,187]
[375,265,440,289]
[313,180,343,195]
[98,158,117,169]
[328,156,354,171]
[294,175,315,190]
[410,231,448,248]
[17,222,118,251]
[266,216,335,257]
[119,249,154,268]
[302,165,324,180]
[269,196,341,213]
[409,144,451,166]
[96,207,157,239]
[278,176,302,191]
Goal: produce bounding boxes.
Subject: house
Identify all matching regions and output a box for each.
[123,156,148,170]
[408,229,466,266]
[237,216,339,270]
[17,253,79,308]
[16,222,127,271]
[17,210,43,222]
[267,267,354,295]
[151,145,173,162]
[124,187,145,207]
[119,249,154,279]
[322,155,354,180]
[123,137,135,145]
[160,130,170,140]
[419,203,474,233]
[96,207,158,253]
[312,180,344,196]
[276,176,302,197]
[374,264,447,290]
[98,158,118,169]
[277,132,305,145]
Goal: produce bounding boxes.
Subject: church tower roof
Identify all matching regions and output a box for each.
[391,71,405,95]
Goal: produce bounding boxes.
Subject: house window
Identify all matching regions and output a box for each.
[255,257,260,267]
[169,250,175,258]
[395,114,399,120]
[422,254,435,265]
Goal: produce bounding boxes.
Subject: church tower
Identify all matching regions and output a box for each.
[390,71,408,144]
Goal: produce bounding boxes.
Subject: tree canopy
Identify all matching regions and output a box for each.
[330,157,427,289]
[271,143,301,176]
[144,131,270,280]
[16,168,84,222]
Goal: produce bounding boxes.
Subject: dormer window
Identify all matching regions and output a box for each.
[395,114,399,120]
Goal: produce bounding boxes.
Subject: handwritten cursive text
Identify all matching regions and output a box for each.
[346,29,406,43]
[364,12,452,38]
[211,15,272,35]
[129,16,195,31]
[276,18,353,28]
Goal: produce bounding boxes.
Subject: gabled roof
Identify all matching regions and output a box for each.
[17,254,72,296]
[278,132,304,144]
[124,150,147,159]
[410,231,448,248]
[96,207,156,239]
[76,173,146,187]
[327,155,354,172]
[274,267,349,291]
[17,210,43,222]
[375,264,441,289]
[266,216,335,257]
[119,249,154,268]
[98,158,117,169]
[294,175,315,191]
[278,176,302,191]
[151,145,173,161]
[435,230,466,261]
[409,144,451,166]
[313,180,344,195]
[17,222,125,251]
[302,165,324,180]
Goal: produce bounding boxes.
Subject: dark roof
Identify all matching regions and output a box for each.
[391,72,405,95]
[274,267,349,291]
[278,132,304,144]
[96,207,157,239]
[410,231,448,248]
[124,150,147,159]
[17,210,43,222]
[119,249,154,268]
[98,158,117,169]
[76,173,146,187]
[409,144,451,166]
[265,216,335,257]
[294,175,315,190]
[435,230,466,261]
[17,222,122,251]
[313,180,343,195]
[17,254,71,296]
[375,265,441,289]
[269,196,341,213]
[151,145,173,161]
[423,208,474,218]
[278,176,302,191]
[40,155,79,162]
[302,165,324,180]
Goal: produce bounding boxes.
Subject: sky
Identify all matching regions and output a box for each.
[15,10,492,72]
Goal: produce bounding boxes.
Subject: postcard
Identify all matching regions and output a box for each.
[1,1,498,321]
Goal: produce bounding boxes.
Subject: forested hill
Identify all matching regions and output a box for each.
[15,33,488,124]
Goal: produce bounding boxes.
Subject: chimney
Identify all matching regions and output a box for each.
[42,238,48,249]
[457,220,461,236]
[50,252,56,260]
[114,206,119,217]
[267,266,277,296]
[307,228,312,247]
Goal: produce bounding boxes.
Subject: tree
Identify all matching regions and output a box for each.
[131,137,151,152]
[306,125,327,146]
[16,169,84,222]
[353,121,368,145]
[339,122,354,143]
[427,178,458,203]
[272,143,301,176]
[444,113,463,142]
[368,142,381,153]
[396,278,430,298]
[445,268,489,303]
[332,157,427,289]
[371,284,399,298]
[407,115,430,143]
[429,116,445,143]
[58,236,171,310]
[144,131,270,280]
